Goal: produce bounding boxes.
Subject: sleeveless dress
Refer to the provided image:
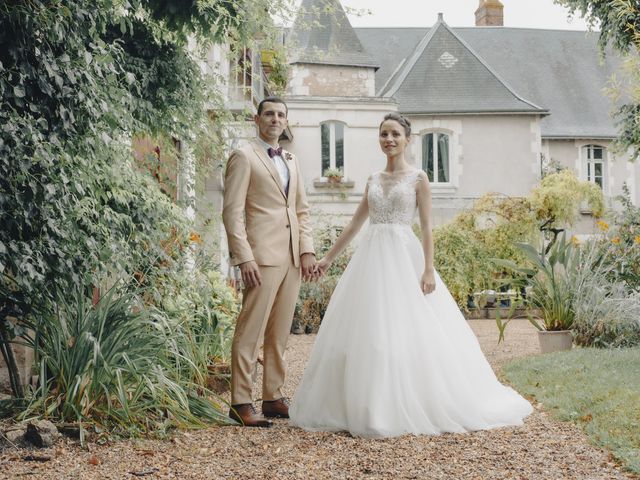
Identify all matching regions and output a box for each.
[289,170,532,438]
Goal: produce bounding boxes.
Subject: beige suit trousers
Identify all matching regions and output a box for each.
[231,257,301,405]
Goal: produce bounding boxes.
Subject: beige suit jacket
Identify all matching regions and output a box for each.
[222,139,315,268]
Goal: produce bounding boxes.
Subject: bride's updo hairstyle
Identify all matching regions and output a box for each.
[380,113,411,137]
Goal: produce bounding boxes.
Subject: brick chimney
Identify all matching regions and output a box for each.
[475,0,504,26]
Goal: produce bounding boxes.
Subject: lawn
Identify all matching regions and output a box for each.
[503,347,640,474]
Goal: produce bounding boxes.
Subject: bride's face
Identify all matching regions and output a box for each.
[379,120,409,156]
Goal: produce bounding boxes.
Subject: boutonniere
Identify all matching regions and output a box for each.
[284,151,293,162]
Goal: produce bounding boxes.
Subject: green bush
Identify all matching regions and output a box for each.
[431,171,604,310]
[155,253,239,371]
[432,196,538,310]
[432,217,494,308]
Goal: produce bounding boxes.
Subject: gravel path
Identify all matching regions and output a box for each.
[0,320,634,479]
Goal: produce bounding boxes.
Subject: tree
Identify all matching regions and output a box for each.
[531,169,605,251]
[555,0,640,160]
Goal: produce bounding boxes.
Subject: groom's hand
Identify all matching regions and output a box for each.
[239,260,262,288]
[300,253,316,282]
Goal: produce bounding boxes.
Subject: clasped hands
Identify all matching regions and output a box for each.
[302,253,330,282]
[238,254,332,289]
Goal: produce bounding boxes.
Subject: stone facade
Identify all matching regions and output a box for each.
[288,64,376,97]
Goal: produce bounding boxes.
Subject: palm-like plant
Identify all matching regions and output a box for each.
[495,235,578,338]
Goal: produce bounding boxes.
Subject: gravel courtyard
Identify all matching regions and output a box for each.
[0,320,633,480]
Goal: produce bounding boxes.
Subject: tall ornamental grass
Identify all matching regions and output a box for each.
[571,239,640,348]
[20,285,232,442]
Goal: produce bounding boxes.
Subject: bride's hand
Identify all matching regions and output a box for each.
[421,269,436,294]
[314,257,332,278]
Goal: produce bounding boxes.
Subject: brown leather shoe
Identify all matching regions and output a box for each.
[262,398,290,418]
[229,404,272,428]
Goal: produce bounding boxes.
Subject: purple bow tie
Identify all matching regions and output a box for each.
[267,146,283,158]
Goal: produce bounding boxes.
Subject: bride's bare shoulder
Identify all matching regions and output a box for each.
[367,171,382,182]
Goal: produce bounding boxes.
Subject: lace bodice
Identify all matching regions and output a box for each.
[367,170,422,225]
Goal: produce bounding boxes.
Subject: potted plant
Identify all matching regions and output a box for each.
[323,167,344,185]
[496,235,577,353]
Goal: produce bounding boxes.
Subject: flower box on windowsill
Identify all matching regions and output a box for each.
[579,200,596,216]
[313,178,355,189]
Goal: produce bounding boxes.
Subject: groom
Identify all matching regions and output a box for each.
[222,97,316,428]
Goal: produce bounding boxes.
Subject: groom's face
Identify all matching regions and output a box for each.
[255,102,288,144]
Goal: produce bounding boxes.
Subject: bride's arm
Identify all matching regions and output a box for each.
[416,172,436,294]
[316,184,370,274]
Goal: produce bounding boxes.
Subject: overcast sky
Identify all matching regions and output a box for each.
[341,0,594,30]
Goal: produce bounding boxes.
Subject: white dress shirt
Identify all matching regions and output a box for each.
[257,137,290,193]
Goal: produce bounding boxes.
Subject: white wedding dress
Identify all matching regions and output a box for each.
[289,170,532,437]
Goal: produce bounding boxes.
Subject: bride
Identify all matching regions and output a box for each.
[289,113,532,438]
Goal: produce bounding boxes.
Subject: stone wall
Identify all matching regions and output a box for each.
[287,64,376,97]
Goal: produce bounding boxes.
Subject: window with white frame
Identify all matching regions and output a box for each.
[422,132,450,183]
[320,121,344,176]
[583,144,605,189]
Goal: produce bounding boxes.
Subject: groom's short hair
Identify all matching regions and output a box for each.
[257,96,288,116]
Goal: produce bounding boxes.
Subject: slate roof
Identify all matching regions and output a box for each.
[288,0,379,69]
[354,23,623,138]
[455,27,621,138]
[379,18,545,115]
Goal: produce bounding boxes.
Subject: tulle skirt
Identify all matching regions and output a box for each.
[289,223,532,437]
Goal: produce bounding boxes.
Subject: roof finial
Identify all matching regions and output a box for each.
[437,12,443,22]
